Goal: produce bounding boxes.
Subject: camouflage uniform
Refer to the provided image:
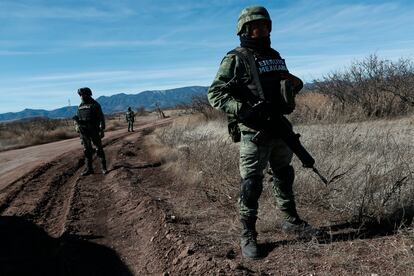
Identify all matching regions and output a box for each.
[125,107,135,132]
[208,6,306,259]
[75,87,108,175]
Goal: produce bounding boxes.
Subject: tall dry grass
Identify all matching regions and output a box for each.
[149,114,414,229]
[290,92,380,124]
[0,115,132,151]
[0,118,77,151]
[148,115,239,208]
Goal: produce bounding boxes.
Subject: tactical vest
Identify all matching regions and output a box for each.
[78,104,94,121]
[126,111,134,121]
[77,101,100,128]
[226,47,297,142]
[228,47,294,113]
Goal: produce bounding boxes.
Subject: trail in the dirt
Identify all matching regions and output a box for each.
[0,116,246,275]
[0,118,187,275]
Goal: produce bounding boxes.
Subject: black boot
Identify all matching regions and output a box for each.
[240,216,260,259]
[281,218,326,239]
[81,158,94,176]
[100,157,108,175]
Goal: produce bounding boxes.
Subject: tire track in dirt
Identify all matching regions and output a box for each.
[0,162,54,214]
[0,118,238,274]
[0,132,130,237]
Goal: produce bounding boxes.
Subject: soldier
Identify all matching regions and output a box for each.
[125,107,135,132]
[73,87,108,176]
[208,6,320,259]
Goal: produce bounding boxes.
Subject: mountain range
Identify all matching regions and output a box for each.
[0,86,208,121]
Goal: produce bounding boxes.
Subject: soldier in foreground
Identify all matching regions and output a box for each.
[125,107,135,132]
[73,87,108,176]
[208,6,322,259]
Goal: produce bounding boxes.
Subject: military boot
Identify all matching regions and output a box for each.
[81,158,94,176]
[100,157,108,175]
[281,218,326,239]
[240,216,260,259]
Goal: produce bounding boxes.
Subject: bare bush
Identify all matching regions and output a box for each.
[151,114,414,229]
[289,92,368,124]
[295,119,414,226]
[152,117,239,209]
[313,54,414,118]
[177,94,225,120]
[136,106,146,116]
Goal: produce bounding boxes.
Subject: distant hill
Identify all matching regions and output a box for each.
[0,86,208,121]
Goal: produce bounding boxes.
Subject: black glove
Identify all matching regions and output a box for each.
[100,129,105,138]
[237,101,272,123]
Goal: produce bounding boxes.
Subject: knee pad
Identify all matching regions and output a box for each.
[240,176,263,209]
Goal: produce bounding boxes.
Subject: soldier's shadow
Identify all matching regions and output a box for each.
[259,208,414,258]
[0,216,133,276]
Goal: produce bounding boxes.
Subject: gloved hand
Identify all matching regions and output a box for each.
[100,130,105,138]
[237,101,272,123]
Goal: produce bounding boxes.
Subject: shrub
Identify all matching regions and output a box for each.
[150,115,414,229]
[312,54,414,119]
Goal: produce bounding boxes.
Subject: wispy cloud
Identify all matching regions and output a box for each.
[2,66,216,91]
[2,0,414,113]
[0,2,135,19]
[0,50,40,56]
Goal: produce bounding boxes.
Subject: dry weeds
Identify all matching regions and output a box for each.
[147,113,414,274]
[0,115,133,151]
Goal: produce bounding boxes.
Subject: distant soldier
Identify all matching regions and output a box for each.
[125,107,135,132]
[73,87,108,176]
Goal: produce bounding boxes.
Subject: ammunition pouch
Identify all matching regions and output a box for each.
[227,114,241,143]
[238,101,271,123]
[280,79,296,114]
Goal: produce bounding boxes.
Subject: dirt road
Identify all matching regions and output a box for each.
[1,117,412,275]
[0,117,242,275]
[0,118,198,275]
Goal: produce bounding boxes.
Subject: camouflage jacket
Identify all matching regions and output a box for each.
[207,47,302,133]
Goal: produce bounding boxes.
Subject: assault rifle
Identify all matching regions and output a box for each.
[240,101,328,185]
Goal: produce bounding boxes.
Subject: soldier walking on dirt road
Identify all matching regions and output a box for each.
[208,6,322,259]
[73,87,108,176]
[126,107,135,132]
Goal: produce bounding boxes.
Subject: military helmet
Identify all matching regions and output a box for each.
[77,87,92,96]
[237,6,272,35]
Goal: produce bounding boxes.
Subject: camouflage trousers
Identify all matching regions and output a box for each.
[80,129,105,160]
[239,131,298,221]
[127,121,134,131]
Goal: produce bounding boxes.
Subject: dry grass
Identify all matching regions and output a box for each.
[290,92,372,124]
[146,114,239,209]
[146,112,414,273]
[0,115,133,151]
[0,118,77,151]
[292,117,414,226]
[150,114,414,226]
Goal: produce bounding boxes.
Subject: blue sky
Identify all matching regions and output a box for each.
[1,0,414,113]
